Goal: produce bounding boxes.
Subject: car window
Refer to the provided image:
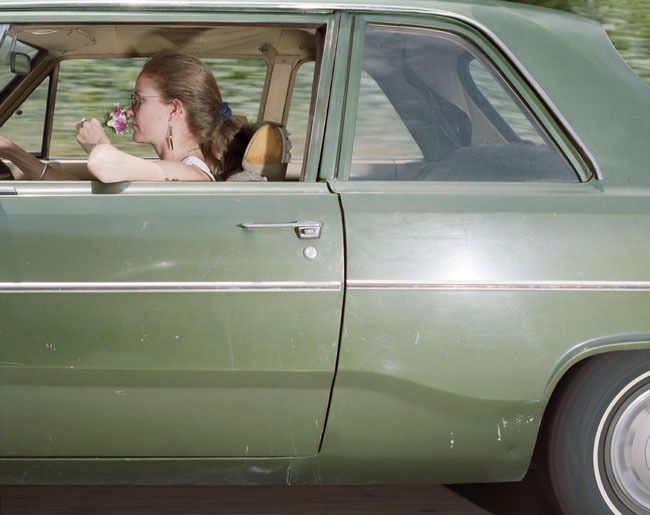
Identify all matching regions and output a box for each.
[350,24,578,182]
[464,58,543,145]
[353,69,422,160]
[51,58,148,158]
[50,57,267,159]
[0,76,48,154]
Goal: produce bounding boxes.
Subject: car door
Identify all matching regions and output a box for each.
[317,14,650,478]
[0,181,344,458]
[0,20,344,458]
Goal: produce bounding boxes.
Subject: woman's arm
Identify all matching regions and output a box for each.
[0,135,77,180]
[78,118,211,182]
[88,144,212,182]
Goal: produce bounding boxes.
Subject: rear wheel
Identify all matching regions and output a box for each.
[541,350,650,515]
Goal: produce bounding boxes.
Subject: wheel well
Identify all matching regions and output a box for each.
[536,347,650,453]
[532,355,583,464]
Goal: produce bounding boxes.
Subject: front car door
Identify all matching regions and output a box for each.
[0,12,344,459]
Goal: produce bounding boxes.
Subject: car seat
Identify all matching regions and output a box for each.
[229,121,292,182]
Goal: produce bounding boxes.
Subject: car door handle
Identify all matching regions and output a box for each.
[238,220,323,239]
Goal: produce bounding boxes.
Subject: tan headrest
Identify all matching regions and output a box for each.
[241,122,291,181]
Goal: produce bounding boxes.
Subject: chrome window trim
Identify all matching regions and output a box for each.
[0,281,342,293]
[348,280,650,292]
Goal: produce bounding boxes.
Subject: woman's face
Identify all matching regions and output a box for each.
[128,74,170,147]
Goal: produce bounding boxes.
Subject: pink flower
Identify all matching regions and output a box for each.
[104,104,129,135]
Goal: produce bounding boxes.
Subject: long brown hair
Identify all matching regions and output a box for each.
[141,52,252,180]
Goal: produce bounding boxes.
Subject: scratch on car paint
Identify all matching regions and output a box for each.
[286,463,292,485]
[414,332,420,345]
[497,424,502,442]
[289,426,298,456]
[45,342,56,352]
[514,414,535,424]
[114,390,127,396]
[224,316,236,369]
[201,247,236,277]
[0,362,24,365]
[227,336,235,370]
[449,432,455,450]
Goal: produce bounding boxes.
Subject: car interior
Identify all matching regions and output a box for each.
[350,25,580,182]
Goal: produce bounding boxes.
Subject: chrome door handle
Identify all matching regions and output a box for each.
[239,220,323,239]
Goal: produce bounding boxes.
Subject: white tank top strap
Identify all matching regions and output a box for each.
[182,156,215,182]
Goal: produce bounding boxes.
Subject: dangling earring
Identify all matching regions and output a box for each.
[166,124,174,151]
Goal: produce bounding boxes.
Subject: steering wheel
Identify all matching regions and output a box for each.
[0,160,14,180]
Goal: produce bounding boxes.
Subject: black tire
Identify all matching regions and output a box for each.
[541,350,650,515]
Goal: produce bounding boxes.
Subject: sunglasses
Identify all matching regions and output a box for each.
[130,93,162,111]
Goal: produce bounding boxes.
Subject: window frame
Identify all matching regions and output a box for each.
[333,14,592,183]
[0,15,338,185]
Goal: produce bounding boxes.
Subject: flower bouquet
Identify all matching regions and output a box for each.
[103,104,129,135]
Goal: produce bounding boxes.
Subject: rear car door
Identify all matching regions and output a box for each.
[317,14,644,479]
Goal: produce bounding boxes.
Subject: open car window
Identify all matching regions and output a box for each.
[50,57,267,159]
[350,24,579,182]
[0,23,321,181]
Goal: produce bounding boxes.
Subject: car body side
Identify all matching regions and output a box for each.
[0,0,649,487]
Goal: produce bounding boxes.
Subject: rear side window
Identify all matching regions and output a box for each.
[350,24,578,182]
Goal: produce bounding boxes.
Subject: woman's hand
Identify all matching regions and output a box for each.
[0,133,76,180]
[75,117,111,154]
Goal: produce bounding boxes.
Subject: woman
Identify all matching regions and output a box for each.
[0,52,251,182]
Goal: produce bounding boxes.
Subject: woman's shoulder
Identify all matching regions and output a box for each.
[182,155,215,181]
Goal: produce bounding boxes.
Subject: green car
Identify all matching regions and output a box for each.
[1,1,649,514]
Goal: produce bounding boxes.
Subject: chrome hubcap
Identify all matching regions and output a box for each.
[607,381,650,513]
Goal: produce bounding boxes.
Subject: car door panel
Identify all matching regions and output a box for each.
[314,13,650,484]
[322,182,650,483]
[0,182,344,457]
